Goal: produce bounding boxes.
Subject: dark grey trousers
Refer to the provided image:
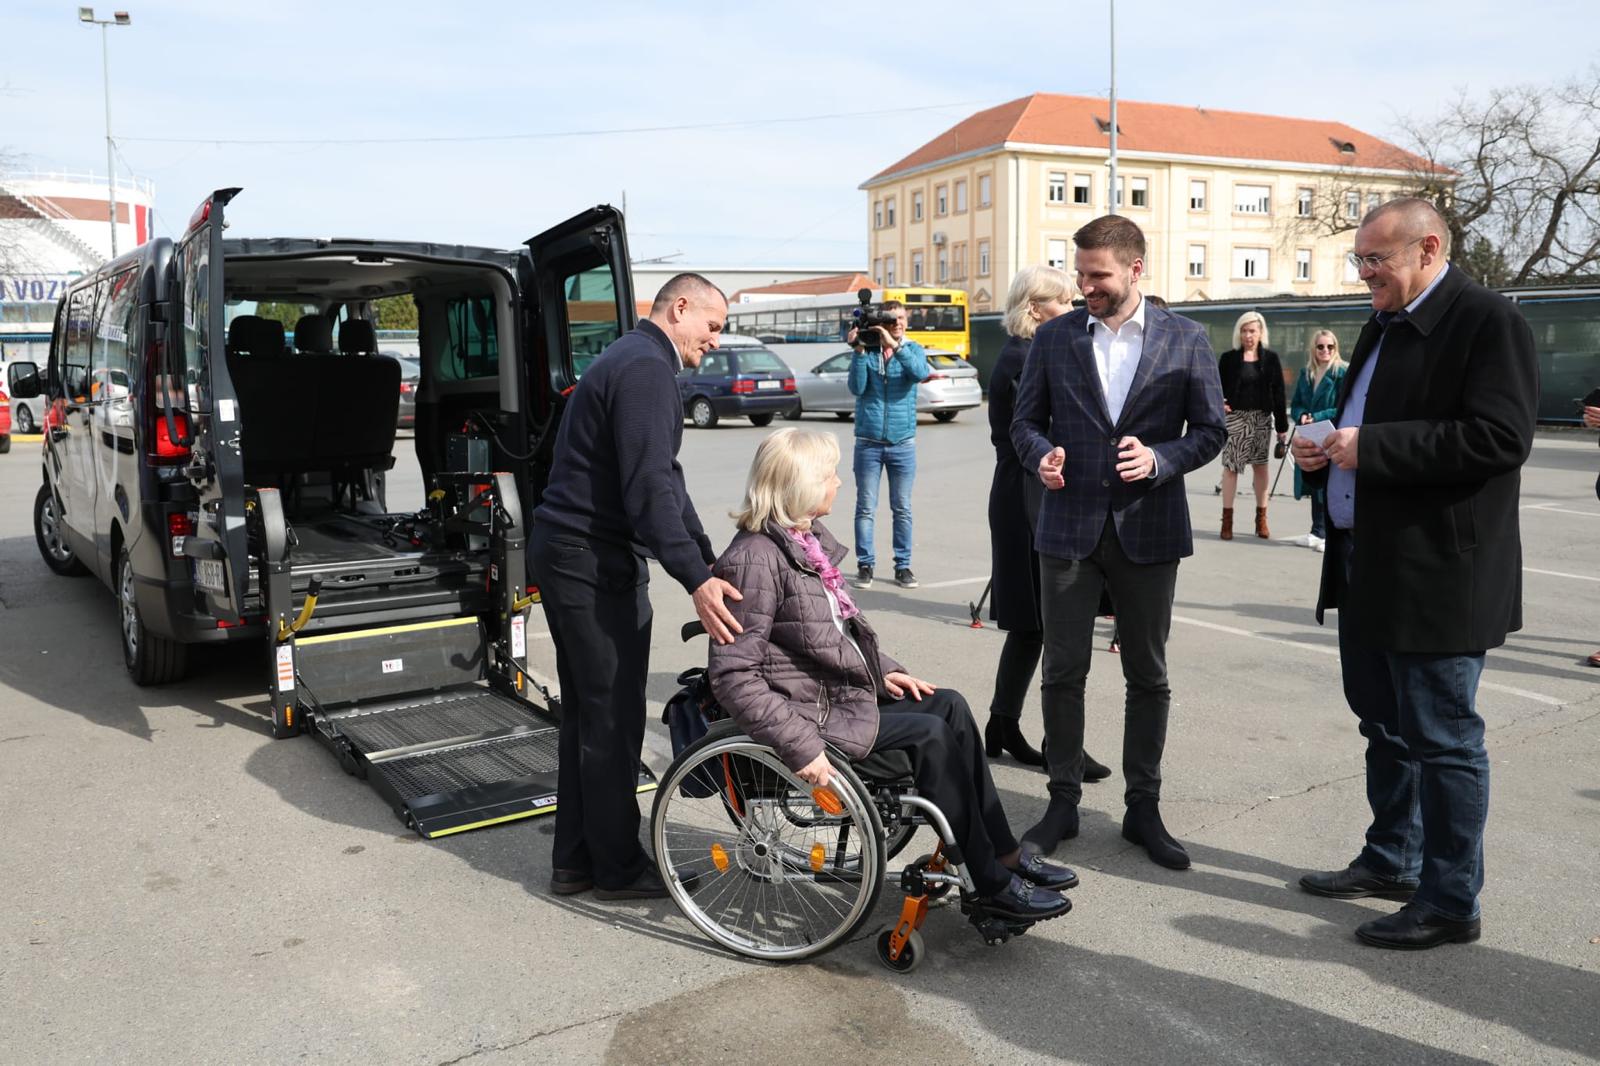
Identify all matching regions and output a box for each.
[1039,518,1179,807]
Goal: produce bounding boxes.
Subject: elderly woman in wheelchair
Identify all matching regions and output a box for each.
[649,428,1075,971]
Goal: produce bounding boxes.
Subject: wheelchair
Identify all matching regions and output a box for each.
[652,627,1071,973]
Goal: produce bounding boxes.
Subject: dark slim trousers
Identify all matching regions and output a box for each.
[988,629,1044,720]
[529,523,653,891]
[1038,518,1179,808]
[1332,530,1489,920]
[872,689,1019,894]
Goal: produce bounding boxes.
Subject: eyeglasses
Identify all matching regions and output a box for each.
[1314,343,1337,351]
[1347,237,1423,273]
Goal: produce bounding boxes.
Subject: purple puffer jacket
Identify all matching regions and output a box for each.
[707,519,905,770]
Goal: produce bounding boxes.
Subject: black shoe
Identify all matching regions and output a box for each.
[549,867,593,896]
[1020,797,1079,855]
[852,565,873,589]
[1010,851,1080,891]
[1121,798,1190,870]
[974,874,1072,921]
[594,867,675,901]
[984,717,1045,766]
[1355,902,1481,950]
[1299,862,1419,901]
[894,567,918,589]
[1082,751,1113,782]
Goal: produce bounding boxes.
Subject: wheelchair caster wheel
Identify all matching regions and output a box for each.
[875,925,925,973]
[908,854,951,901]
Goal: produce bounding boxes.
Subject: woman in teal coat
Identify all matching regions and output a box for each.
[1288,330,1347,551]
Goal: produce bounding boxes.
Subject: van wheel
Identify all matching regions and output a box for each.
[14,404,36,434]
[690,397,718,428]
[34,483,88,576]
[118,550,188,685]
[933,411,958,423]
[749,413,775,427]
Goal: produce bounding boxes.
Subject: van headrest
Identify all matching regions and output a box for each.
[339,318,378,354]
[294,314,334,353]
[226,315,287,357]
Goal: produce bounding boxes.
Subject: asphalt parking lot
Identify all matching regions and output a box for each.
[3,413,1598,1065]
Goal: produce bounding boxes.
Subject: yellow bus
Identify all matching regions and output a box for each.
[723,286,971,361]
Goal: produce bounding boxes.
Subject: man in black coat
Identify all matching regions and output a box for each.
[1292,198,1538,949]
[531,273,742,901]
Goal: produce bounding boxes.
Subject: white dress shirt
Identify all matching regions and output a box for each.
[1088,292,1146,425]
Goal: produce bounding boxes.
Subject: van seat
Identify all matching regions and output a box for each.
[294,314,336,354]
[226,315,287,357]
[339,318,378,354]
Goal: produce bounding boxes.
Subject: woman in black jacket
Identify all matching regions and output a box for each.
[1216,311,1289,540]
[984,265,1110,781]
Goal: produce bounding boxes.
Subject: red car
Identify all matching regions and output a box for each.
[0,383,12,453]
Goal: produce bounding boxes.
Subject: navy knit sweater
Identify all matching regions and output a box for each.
[534,319,716,592]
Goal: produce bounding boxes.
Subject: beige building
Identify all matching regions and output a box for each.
[862,94,1446,313]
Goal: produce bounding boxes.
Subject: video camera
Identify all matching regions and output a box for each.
[851,288,899,351]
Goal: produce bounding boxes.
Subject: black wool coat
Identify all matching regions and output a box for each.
[987,335,1044,630]
[1309,266,1538,653]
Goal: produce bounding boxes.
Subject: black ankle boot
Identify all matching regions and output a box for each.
[1021,797,1079,855]
[1082,751,1113,782]
[1121,798,1190,870]
[985,717,1045,766]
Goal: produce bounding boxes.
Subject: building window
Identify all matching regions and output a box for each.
[952,242,966,280]
[1234,184,1272,215]
[1295,248,1312,282]
[1114,176,1122,207]
[1366,192,1381,215]
[978,173,992,207]
[1072,174,1091,205]
[937,247,948,282]
[1187,244,1207,278]
[874,200,883,229]
[1048,172,1067,203]
[872,257,881,283]
[978,240,991,276]
[1344,191,1360,221]
[911,190,923,222]
[1047,239,1069,271]
[1189,179,1207,211]
[911,251,924,285]
[884,255,896,285]
[935,185,947,216]
[954,179,968,213]
[886,197,896,226]
[1129,176,1149,208]
[1232,246,1270,280]
[1297,187,1314,218]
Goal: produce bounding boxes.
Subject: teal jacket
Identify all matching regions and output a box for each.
[1289,363,1346,499]
[848,339,929,444]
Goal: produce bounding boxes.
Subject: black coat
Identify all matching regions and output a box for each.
[1217,347,1289,434]
[1309,266,1538,653]
[987,335,1042,630]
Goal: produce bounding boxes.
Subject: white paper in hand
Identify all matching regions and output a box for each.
[1296,419,1337,446]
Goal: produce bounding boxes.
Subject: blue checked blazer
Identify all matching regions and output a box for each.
[1010,302,1226,564]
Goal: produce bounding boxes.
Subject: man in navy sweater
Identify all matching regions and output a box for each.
[532,273,742,901]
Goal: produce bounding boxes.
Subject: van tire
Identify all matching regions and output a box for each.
[35,483,89,576]
[690,397,718,428]
[118,550,188,686]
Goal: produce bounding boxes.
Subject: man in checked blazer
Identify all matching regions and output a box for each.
[1011,215,1226,870]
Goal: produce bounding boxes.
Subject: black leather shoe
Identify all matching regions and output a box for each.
[1021,798,1079,855]
[984,717,1045,766]
[1355,903,1481,950]
[549,867,593,895]
[594,867,676,900]
[975,874,1072,921]
[1010,852,1080,891]
[1121,799,1190,870]
[1082,751,1112,782]
[1299,862,1418,901]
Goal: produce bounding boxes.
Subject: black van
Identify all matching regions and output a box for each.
[8,189,642,836]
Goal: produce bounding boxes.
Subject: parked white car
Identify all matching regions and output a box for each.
[784,347,982,423]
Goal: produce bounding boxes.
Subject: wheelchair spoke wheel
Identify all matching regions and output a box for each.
[653,729,885,961]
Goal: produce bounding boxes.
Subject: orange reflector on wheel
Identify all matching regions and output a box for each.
[809,843,826,872]
[812,787,844,816]
[711,843,729,872]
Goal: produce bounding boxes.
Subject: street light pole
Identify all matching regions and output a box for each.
[1108,0,1118,216]
[79,8,131,258]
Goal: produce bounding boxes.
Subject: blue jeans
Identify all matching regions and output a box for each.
[853,438,916,570]
[1309,487,1328,539]
[1335,533,1489,920]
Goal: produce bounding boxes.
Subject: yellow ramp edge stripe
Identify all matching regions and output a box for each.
[297,616,478,646]
[420,784,658,838]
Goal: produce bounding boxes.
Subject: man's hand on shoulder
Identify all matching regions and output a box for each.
[693,576,744,644]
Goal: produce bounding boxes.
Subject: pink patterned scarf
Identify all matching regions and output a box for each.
[788,528,859,620]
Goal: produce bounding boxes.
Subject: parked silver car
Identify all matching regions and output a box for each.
[785,347,982,423]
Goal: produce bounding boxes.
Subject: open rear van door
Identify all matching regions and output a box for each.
[172,188,249,622]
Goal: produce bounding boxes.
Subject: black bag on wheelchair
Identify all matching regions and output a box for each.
[662,666,727,798]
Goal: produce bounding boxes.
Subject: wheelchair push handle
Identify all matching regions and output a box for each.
[681,620,707,643]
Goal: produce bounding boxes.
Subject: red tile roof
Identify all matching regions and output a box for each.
[730,273,875,302]
[868,93,1445,183]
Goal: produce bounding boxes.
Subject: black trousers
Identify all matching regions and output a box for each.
[1039,518,1178,807]
[988,629,1044,720]
[871,689,1019,894]
[529,523,653,890]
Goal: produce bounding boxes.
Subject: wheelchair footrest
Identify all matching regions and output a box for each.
[968,911,1036,947]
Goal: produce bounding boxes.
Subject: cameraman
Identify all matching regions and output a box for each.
[846,300,930,589]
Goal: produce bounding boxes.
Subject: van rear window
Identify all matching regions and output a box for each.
[439,295,498,381]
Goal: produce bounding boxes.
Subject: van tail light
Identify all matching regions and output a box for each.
[731,379,755,394]
[167,512,195,557]
[782,377,796,392]
[153,411,191,462]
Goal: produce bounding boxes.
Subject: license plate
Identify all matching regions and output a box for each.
[756,379,781,390]
[192,558,226,593]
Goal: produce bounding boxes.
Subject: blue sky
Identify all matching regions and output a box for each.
[4,1,1596,267]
